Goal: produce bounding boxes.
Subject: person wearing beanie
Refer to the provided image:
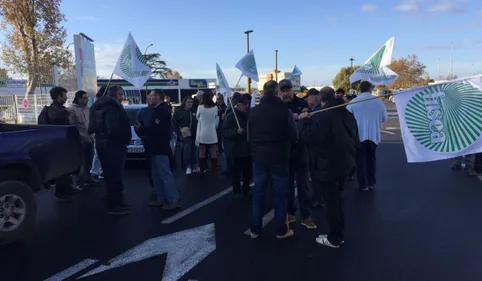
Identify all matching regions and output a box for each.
[298,86,359,248]
[89,85,132,215]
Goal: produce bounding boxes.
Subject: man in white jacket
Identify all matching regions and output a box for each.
[347,81,387,191]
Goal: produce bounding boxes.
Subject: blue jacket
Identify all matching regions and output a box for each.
[136,103,173,156]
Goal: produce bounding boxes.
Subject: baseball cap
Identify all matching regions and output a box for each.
[278,79,293,90]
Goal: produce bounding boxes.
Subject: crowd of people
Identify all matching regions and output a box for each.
[39,77,438,248]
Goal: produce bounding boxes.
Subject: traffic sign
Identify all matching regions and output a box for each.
[22,98,29,109]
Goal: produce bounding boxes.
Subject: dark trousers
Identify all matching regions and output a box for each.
[146,154,154,189]
[96,141,126,208]
[314,178,345,245]
[356,140,377,189]
[287,151,311,219]
[78,142,94,185]
[232,156,252,194]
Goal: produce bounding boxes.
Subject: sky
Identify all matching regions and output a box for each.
[6,0,482,87]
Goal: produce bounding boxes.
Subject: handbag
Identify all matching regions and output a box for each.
[180,112,192,138]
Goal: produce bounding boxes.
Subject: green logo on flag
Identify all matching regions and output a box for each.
[119,44,150,78]
[241,55,258,76]
[361,45,386,74]
[216,69,228,89]
[405,83,482,152]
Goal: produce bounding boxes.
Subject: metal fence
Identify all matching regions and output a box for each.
[0,90,141,125]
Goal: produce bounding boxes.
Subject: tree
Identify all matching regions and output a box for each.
[164,70,183,79]
[388,54,426,89]
[0,0,69,95]
[144,53,172,78]
[333,66,361,92]
[0,68,10,80]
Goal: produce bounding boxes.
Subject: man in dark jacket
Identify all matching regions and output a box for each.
[298,87,360,248]
[40,86,80,200]
[278,79,316,229]
[89,85,132,216]
[222,96,251,198]
[136,90,181,210]
[248,80,297,240]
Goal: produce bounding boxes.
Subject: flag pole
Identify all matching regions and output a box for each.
[234,73,244,90]
[228,96,241,129]
[102,73,115,96]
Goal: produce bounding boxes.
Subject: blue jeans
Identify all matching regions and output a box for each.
[90,147,103,176]
[250,163,289,236]
[151,155,180,203]
[182,138,198,168]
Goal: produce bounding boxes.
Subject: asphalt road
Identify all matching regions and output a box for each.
[2,103,482,281]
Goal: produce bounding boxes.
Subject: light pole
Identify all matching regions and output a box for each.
[275,50,279,82]
[349,58,355,68]
[144,44,153,95]
[244,30,253,93]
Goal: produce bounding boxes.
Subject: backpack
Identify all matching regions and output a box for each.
[37,106,50,124]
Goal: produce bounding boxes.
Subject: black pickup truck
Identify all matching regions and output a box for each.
[0,123,81,245]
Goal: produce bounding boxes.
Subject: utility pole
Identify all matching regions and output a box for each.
[244,30,253,93]
[349,58,355,68]
[450,42,454,80]
[275,50,278,82]
[144,44,153,96]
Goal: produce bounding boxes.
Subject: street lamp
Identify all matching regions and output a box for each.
[144,44,154,94]
[275,50,279,82]
[349,58,355,68]
[244,30,253,93]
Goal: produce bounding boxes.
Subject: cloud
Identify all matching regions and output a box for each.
[428,1,465,13]
[394,0,422,12]
[440,22,482,31]
[361,3,379,12]
[75,16,96,20]
[420,38,482,51]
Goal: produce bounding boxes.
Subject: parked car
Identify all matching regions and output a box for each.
[124,104,148,160]
[0,123,81,245]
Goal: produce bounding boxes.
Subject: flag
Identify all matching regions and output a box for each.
[349,36,398,86]
[250,93,256,108]
[113,33,152,88]
[216,63,232,97]
[395,75,482,163]
[235,50,259,82]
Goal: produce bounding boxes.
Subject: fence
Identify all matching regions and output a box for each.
[1,91,141,124]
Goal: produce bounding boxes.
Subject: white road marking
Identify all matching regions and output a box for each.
[384,126,400,130]
[43,259,98,281]
[78,224,216,281]
[161,188,232,224]
[381,130,395,135]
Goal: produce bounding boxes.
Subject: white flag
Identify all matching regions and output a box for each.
[395,75,482,163]
[235,50,259,82]
[349,36,398,86]
[113,33,152,88]
[216,63,232,97]
[289,65,302,78]
[250,93,256,108]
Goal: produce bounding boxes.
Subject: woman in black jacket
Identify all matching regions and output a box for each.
[173,96,199,174]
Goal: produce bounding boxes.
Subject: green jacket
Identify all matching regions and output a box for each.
[172,108,197,138]
[222,109,249,159]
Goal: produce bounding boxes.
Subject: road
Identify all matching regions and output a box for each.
[2,103,482,281]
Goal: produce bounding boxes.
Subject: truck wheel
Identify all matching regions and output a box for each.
[0,181,37,246]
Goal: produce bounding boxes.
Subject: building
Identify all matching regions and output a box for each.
[257,71,301,91]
